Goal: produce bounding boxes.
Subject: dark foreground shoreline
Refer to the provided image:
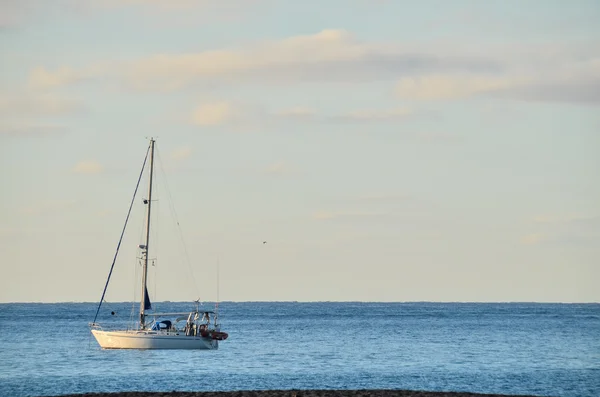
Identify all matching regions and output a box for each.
[49,390,547,397]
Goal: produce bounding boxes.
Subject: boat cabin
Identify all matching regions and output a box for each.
[146,310,228,340]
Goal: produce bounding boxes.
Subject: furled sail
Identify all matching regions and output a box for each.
[144,287,152,310]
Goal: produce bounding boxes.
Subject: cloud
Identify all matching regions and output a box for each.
[500,78,600,104]
[264,162,289,175]
[520,233,544,245]
[187,101,417,129]
[533,214,577,224]
[72,161,103,174]
[103,0,201,8]
[336,107,412,122]
[29,29,500,92]
[0,2,21,29]
[531,214,599,225]
[89,0,272,29]
[188,100,268,131]
[312,210,388,221]
[394,57,600,104]
[523,215,600,246]
[20,199,78,216]
[26,30,599,105]
[2,0,267,29]
[358,193,410,201]
[0,0,43,29]
[121,29,386,90]
[170,147,192,160]
[0,227,21,238]
[99,0,267,11]
[313,211,336,220]
[275,107,316,119]
[96,209,116,218]
[395,75,522,100]
[29,67,80,90]
[0,122,66,136]
[0,92,81,137]
[28,65,107,90]
[190,102,235,126]
[414,131,462,143]
[273,106,415,125]
[0,93,82,116]
[495,58,600,104]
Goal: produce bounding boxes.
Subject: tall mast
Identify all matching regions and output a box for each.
[140,138,155,329]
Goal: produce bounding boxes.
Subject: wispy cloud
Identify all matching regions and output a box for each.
[525,214,600,246]
[0,226,21,238]
[275,107,317,120]
[264,162,287,175]
[185,101,419,130]
[27,29,499,92]
[414,131,462,143]
[0,0,41,29]
[531,214,599,224]
[96,209,116,218]
[0,93,82,116]
[520,233,544,245]
[190,101,235,126]
[2,0,267,29]
[312,210,388,221]
[533,215,576,224]
[273,106,415,125]
[103,0,203,9]
[170,147,192,160]
[24,30,600,105]
[263,161,301,177]
[0,122,66,136]
[395,56,600,104]
[0,92,81,137]
[98,0,267,12]
[29,67,81,90]
[20,199,78,216]
[395,75,521,100]
[72,161,103,174]
[358,193,410,201]
[335,107,412,122]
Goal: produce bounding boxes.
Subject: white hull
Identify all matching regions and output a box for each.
[91,329,218,350]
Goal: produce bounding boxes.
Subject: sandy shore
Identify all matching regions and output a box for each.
[50,390,546,397]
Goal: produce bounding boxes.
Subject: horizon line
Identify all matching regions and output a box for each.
[1,300,598,304]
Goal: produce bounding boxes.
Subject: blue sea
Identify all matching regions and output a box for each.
[0,302,598,397]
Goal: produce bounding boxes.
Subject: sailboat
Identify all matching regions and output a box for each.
[90,138,228,349]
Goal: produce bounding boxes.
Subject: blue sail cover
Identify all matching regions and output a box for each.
[144,287,152,310]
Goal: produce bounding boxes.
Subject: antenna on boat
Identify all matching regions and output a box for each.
[216,255,220,313]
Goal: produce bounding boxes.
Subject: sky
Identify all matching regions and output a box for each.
[1,0,599,303]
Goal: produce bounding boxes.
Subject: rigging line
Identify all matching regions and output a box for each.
[133,181,147,312]
[153,258,157,311]
[130,206,144,325]
[131,240,141,328]
[92,143,151,325]
[153,167,159,310]
[155,147,201,300]
[216,255,220,312]
[129,302,136,331]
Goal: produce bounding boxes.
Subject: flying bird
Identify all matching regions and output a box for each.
[263,241,267,244]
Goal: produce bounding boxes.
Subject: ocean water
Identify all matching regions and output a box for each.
[0,302,598,397]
